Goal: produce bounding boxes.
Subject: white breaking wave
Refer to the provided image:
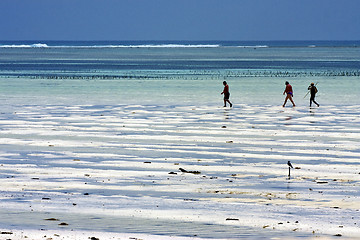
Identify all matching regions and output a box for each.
[0,43,49,48]
[0,43,220,48]
[0,43,271,49]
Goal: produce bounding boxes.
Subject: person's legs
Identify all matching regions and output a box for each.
[313,99,319,107]
[283,95,289,107]
[289,95,295,107]
[313,96,319,107]
[310,96,314,107]
[226,100,232,107]
[310,96,319,107]
[224,93,231,107]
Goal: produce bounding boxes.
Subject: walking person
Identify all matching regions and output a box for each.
[308,82,319,107]
[221,81,232,107]
[283,81,296,107]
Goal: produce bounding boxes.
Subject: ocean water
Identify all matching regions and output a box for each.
[0,40,359,106]
[0,41,359,239]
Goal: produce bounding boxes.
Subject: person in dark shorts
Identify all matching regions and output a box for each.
[308,82,319,107]
[221,81,232,107]
[283,81,296,107]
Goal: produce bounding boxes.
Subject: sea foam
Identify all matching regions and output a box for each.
[0,43,220,48]
[0,43,49,48]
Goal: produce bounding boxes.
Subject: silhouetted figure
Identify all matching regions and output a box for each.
[221,81,232,107]
[308,82,319,107]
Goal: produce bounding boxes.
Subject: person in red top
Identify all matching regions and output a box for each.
[283,81,296,107]
[221,81,232,107]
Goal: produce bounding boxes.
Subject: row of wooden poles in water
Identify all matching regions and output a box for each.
[1,70,359,80]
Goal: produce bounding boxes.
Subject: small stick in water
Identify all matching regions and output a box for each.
[287,161,294,178]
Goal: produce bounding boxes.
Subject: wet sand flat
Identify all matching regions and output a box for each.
[0,103,359,239]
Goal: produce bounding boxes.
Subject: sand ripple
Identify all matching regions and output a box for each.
[0,104,359,238]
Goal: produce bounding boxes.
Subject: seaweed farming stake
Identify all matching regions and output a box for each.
[287,161,294,178]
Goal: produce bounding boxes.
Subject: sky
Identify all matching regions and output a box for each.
[0,0,359,41]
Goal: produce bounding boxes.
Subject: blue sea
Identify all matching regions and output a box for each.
[0,40,359,106]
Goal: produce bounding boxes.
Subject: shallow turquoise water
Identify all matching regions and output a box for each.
[0,42,359,107]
